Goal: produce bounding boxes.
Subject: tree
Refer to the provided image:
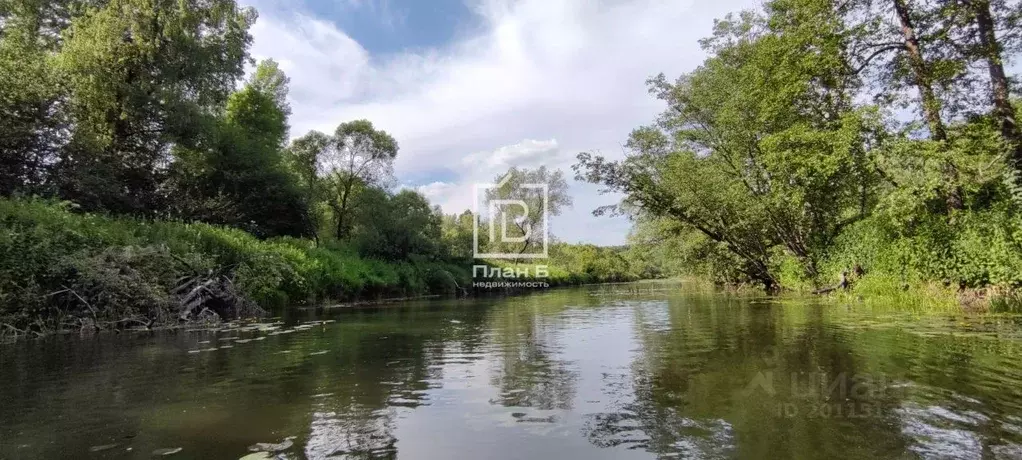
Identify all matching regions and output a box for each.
[170,59,310,238]
[482,166,572,260]
[320,120,398,240]
[952,0,1022,170]
[0,11,64,196]
[0,1,105,49]
[839,0,1022,209]
[892,0,965,210]
[576,2,881,289]
[351,188,442,260]
[285,130,332,242]
[440,210,476,259]
[52,0,255,214]
[0,0,108,196]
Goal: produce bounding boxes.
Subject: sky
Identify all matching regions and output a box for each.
[240,0,763,246]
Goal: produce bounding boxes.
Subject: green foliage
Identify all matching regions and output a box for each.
[171,60,310,238]
[578,6,880,289]
[285,131,331,208]
[351,189,442,261]
[622,216,767,286]
[0,198,482,333]
[579,0,1022,301]
[546,243,634,284]
[439,210,475,260]
[51,0,255,214]
[0,14,63,196]
[317,120,399,240]
[0,0,646,336]
[480,166,572,259]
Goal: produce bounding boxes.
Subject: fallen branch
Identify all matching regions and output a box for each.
[2,323,42,338]
[61,285,99,322]
[813,271,849,295]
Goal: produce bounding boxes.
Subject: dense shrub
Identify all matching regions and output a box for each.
[0,198,646,336]
[819,206,1022,290]
[0,198,475,334]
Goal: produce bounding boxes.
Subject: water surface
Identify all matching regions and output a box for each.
[4,283,1022,459]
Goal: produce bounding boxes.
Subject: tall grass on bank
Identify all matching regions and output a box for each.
[0,198,472,335]
[0,198,643,337]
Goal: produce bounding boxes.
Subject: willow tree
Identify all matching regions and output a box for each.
[319,120,398,240]
[482,166,572,260]
[52,0,255,214]
[0,6,63,195]
[577,1,882,289]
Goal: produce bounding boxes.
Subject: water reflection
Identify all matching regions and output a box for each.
[487,299,577,411]
[3,284,1022,459]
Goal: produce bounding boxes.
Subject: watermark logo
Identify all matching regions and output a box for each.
[471,265,550,289]
[473,173,549,259]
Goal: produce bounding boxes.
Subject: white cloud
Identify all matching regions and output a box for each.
[244,0,763,245]
[411,138,561,215]
[341,0,409,29]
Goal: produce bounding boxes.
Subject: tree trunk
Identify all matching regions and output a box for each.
[892,0,963,210]
[306,184,319,246]
[971,0,1022,167]
[513,220,531,266]
[335,176,353,240]
[334,200,347,240]
[893,0,946,142]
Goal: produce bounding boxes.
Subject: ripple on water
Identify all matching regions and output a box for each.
[896,403,1013,459]
[12,286,1022,460]
[304,410,398,460]
[582,408,736,459]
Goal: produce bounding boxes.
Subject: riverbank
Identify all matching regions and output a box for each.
[0,198,637,338]
[827,281,1022,313]
[662,272,1022,314]
[6,284,1021,460]
[6,283,1022,459]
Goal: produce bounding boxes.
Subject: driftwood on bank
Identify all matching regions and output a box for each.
[172,271,263,322]
[813,270,850,295]
[812,265,866,295]
[2,260,264,340]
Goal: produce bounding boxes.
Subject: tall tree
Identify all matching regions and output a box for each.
[893,0,964,210]
[320,120,398,240]
[840,0,968,210]
[52,0,254,214]
[0,7,65,195]
[577,2,881,289]
[286,130,332,242]
[482,166,572,260]
[892,0,948,142]
[193,59,309,237]
[967,0,1022,167]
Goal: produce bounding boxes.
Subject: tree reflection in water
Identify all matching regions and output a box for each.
[6,285,1022,459]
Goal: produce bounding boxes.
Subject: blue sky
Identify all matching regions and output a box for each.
[242,0,763,245]
[312,0,477,54]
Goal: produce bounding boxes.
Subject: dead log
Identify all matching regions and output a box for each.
[813,270,849,295]
[174,272,264,322]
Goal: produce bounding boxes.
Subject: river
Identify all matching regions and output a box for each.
[3,282,1022,459]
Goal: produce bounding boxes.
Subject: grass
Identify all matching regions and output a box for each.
[0,198,472,335]
[0,198,641,337]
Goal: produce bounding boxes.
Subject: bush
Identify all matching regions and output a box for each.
[0,198,475,335]
[817,203,1022,295]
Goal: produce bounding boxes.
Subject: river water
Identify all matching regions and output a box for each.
[3,283,1022,459]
